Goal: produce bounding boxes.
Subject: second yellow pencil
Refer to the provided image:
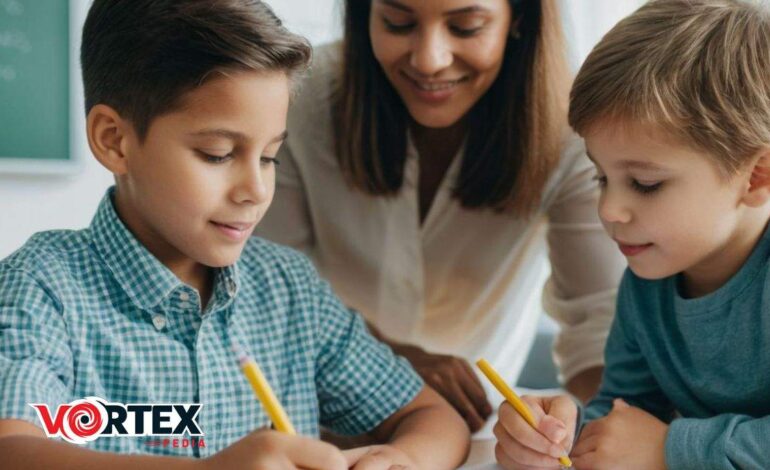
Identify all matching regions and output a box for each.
[476,358,572,468]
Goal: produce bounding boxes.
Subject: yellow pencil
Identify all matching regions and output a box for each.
[235,345,296,435]
[476,358,572,468]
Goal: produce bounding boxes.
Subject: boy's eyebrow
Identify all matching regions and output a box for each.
[379,0,489,16]
[586,150,665,171]
[616,160,666,171]
[189,129,288,144]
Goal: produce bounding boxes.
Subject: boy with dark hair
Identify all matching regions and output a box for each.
[0,1,470,468]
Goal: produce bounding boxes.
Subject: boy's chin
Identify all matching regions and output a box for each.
[627,262,676,281]
[198,247,246,268]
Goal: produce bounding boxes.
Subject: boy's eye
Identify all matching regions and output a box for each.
[260,156,280,166]
[631,179,663,194]
[198,151,233,164]
[382,17,415,34]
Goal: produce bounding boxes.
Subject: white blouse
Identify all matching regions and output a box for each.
[256,43,626,387]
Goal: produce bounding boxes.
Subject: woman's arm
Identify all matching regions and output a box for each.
[544,138,626,400]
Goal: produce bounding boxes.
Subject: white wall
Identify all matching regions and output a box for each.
[0,0,641,258]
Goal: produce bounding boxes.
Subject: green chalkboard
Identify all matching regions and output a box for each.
[0,0,71,171]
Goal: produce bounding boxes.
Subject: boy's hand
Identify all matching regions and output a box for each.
[393,344,492,432]
[201,428,347,470]
[343,444,418,470]
[493,394,577,469]
[571,399,667,470]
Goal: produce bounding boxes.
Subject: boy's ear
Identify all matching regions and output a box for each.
[742,149,770,208]
[86,104,132,175]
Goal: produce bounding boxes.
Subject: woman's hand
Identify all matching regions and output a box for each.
[392,344,492,432]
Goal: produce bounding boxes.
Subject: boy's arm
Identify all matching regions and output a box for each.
[0,420,197,470]
[364,385,469,470]
[665,413,770,469]
[583,274,674,424]
[0,419,350,470]
[307,257,468,469]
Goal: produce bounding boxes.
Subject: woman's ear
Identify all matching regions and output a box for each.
[86,104,132,175]
[742,150,770,208]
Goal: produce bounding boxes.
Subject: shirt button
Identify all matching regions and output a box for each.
[152,315,167,331]
[179,292,190,301]
[226,280,237,297]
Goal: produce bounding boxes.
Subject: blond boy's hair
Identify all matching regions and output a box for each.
[569,0,770,174]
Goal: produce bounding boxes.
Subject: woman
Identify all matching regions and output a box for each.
[257,0,624,432]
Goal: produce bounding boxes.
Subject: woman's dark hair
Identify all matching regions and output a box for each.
[333,0,570,214]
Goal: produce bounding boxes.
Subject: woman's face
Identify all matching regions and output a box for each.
[369,0,512,129]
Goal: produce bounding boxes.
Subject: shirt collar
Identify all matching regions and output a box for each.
[89,187,241,313]
[89,187,182,310]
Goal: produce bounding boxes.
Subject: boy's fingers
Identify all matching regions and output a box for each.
[569,451,599,470]
[342,446,373,466]
[541,396,577,444]
[611,398,630,411]
[521,395,547,422]
[537,416,568,446]
[494,421,565,466]
[497,406,559,457]
[575,418,602,441]
[350,453,391,470]
[494,442,561,470]
[284,436,347,470]
[570,433,598,458]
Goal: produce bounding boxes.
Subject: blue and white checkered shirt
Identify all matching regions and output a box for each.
[0,187,423,457]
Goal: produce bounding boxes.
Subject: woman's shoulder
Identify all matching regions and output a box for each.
[290,41,341,119]
[284,41,342,155]
[539,132,594,207]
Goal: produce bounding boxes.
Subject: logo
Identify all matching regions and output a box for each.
[30,397,203,445]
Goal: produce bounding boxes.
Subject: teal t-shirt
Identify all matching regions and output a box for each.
[585,226,770,469]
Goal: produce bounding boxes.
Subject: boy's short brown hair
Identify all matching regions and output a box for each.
[569,0,770,175]
[81,0,311,140]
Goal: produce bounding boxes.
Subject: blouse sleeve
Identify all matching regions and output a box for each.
[542,136,627,383]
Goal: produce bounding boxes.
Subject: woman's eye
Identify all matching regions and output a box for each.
[383,17,415,33]
[450,24,484,37]
[631,179,663,194]
[260,156,280,166]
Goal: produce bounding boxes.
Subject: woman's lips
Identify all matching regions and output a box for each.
[401,71,468,104]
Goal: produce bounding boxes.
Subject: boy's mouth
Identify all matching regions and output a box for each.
[616,241,654,257]
[211,221,255,241]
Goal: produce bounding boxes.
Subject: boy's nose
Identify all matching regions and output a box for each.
[598,195,632,225]
[410,30,453,76]
[234,164,270,205]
